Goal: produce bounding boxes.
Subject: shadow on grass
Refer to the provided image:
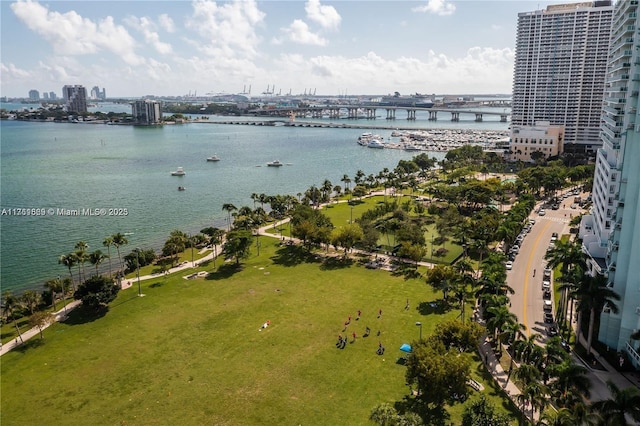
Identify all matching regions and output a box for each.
[205,263,243,281]
[391,264,422,280]
[62,304,108,325]
[270,245,321,267]
[392,396,451,426]
[417,300,450,316]
[320,256,353,270]
[13,337,45,353]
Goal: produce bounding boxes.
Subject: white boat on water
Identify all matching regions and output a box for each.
[206,154,220,162]
[404,144,421,151]
[367,139,385,149]
[171,167,186,176]
[267,160,283,167]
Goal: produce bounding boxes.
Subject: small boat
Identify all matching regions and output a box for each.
[367,139,385,149]
[178,186,186,191]
[267,160,283,167]
[206,154,220,162]
[404,144,421,151]
[171,167,186,176]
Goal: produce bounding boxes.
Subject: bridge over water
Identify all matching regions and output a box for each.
[249,105,510,122]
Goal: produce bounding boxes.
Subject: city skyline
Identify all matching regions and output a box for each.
[1,0,560,98]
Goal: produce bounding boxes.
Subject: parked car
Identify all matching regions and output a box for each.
[544,268,552,279]
[539,209,546,216]
[544,312,554,323]
[543,290,552,300]
[506,261,513,270]
[560,340,571,352]
[543,300,553,311]
[551,232,558,242]
[547,325,558,337]
[542,280,551,290]
[529,219,536,225]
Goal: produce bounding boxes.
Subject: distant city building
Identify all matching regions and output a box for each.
[62,85,88,113]
[132,100,162,125]
[509,121,564,162]
[28,90,40,101]
[511,1,613,155]
[580,0,640,369]
[49,91,57,100]
[42,92,49,100]
[90,85,106,100]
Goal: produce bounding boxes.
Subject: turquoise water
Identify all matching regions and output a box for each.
[1,111,508,293]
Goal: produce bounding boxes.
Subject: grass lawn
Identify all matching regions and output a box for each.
[1,237,519,425]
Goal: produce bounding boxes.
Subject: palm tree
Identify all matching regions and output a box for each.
[111,233,129,273]
[74,241,89,283]
[20,290,41,314]
[222,203,237,231]
[590,380,640,425]
[58,253,77,292]
[102,236,114,278]
[537,407,577,426]
[340,174,351,193]
[503,321,526,381]
[2,291,24,343]
[88,249,108,275]
[545,239,586,334]
[513,333,543,365]
[44,277,63,311]
[486,305,517,352]
[575,274,620,352]
[547,360,591,403]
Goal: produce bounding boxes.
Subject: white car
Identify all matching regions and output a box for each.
[506,261,513,270]
[542,280,551,290]
[543,300,553,312]
[539,209,546,216]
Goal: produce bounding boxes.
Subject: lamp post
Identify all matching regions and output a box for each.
[415,321,422,340]
[58,275,67,316]
[135,248,143,297]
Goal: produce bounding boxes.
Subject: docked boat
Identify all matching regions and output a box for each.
[171,167,186,176]
[367,139,385,149]
[357,132,372,146]
[206,154,220,162]
[267,160,283,167]
[404,144,421,151]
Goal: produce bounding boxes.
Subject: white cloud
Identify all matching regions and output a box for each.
[158,14,175,33]
[185,0,265,59]
[304,0,341,30]
[282,19,327,46]
[10,0,143,65]
[124,16,173,55]
[412,0,456,16]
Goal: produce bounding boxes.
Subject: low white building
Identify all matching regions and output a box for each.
[509,121,565,162]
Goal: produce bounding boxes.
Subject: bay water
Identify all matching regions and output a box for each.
[1,104,508,293]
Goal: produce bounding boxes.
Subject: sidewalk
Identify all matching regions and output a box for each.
[0,300,82,356]
[478,334,536,422]
[1,245,223,357]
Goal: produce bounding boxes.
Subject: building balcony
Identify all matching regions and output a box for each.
[626,342,640,369]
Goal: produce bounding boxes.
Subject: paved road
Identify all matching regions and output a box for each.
[508,204,570,339]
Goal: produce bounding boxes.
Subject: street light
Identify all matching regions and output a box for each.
[415,321,422,340]
[350,203,354,224]
[135,248,143,297]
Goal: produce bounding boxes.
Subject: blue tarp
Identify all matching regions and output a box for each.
[399,343,412,353]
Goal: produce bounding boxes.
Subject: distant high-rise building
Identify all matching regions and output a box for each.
[580,0,640,369]
[132,99,162,125]
[511,1,613,155]
[28,89,40,101]
[49,91,57,100]
[90,86,106,100]
[43,92,49,100]
[62,85,88,113]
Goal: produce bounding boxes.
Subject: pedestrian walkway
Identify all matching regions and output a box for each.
[1,245,224,357]
[478,334,536,422]
[0,300,82,356]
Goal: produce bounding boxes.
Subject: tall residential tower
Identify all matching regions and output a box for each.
[62,85,88,113]
[512,1,613,155]
[580,0,640,368]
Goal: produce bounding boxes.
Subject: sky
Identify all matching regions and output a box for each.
[0,0,561,98]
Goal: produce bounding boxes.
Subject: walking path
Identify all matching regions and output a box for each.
[1,245,223,357]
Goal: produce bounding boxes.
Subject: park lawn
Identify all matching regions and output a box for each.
[1,236,518,425]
